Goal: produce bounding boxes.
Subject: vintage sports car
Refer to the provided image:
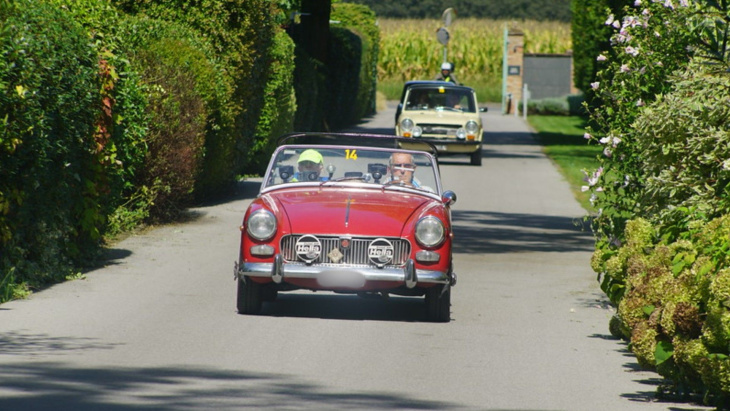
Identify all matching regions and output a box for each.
[234,133,457,322]
[395,80,487,166]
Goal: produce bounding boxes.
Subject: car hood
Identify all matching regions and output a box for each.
[267,188,433,236]
[403,110,480,124]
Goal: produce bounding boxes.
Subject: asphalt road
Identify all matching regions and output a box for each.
[0,104,712,410]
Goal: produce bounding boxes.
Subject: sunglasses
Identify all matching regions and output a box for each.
[390,163,416,171]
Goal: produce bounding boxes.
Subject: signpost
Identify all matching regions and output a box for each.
[437,8,456,63]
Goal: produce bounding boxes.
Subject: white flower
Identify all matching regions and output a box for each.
[584,132,593,140]
[625,46,639,56]
[590,193,598,205]
[590,82,600,90]
[581,185,590,192]
[584,167,603,187]
[634,0,642,5]
[612,21,621,29]
[599,136,611,145]
[620,64,631,72]
[636,98,644,107]
[604,147,613,158]
[605,14,615,26]
[611,136,622,147]
[623,175,631,187]
[664,0,674,9]
[723,159,730,170]
[679,0,688,6]
[597,54,607,61]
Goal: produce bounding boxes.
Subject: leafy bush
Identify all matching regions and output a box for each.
[248,30,296,174]
[114,0,285,188]
[331,2,379,119]
[0,1,105,294]
[118,16,236,219]
[585,0,730,403]
[524,94,585,116]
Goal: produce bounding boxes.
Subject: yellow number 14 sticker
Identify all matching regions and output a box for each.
[345,149,358,160]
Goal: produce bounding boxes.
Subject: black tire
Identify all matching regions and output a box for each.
[425,285,451,322]
[470,147,482,166]
[237,276,262,314]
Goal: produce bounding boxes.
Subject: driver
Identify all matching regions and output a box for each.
[293,149,327,182]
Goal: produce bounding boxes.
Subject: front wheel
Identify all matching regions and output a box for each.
[425,284,451,322]
[237,276,262,314]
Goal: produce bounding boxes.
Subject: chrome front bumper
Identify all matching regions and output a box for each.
[235,255,453,289]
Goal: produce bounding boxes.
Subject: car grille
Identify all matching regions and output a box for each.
[419,123,460,137]
[280,235,411,267]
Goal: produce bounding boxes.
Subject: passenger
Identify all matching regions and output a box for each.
[293,149,326,182]
[434,62,460,85]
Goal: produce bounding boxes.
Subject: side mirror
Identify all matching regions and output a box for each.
[442,190,457,206]
[479,107,488,113]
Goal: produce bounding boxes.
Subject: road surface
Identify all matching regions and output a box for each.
[0,103,711,410]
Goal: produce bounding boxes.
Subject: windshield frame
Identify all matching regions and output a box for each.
[259,144,443,198]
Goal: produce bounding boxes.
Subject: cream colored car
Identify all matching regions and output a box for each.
[395,81,486,166]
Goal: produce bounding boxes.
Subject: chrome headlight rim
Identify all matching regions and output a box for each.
[465,120,479,133]
[400,118,414,132]
[415,216,445,248]
[246,209,277,241]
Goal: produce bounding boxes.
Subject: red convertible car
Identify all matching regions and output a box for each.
[234,133,457,322]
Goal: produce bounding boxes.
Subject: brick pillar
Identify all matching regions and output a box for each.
[505,29,524,115]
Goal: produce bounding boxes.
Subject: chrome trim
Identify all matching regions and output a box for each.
[281,235,410,267]
[404,259,417,289]
[240,260,450,285]
[271,254,283,284]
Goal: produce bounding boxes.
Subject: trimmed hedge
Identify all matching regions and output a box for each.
[0,1,376,303]
[523,94,585,116]
[1,1,108,296]
[113,0,291,189]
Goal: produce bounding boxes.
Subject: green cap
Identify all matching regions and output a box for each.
[298,149,323,164]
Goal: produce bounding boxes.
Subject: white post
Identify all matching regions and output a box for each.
[522,83,529,120]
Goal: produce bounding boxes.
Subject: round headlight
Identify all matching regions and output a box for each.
[465,120,479,133]
[400,118,414,131]
[415,216,445,248]
[412,125,423,138]
[246,209,277,241]
[456,128,467,140]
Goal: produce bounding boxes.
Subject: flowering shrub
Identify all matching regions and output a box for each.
[584,0,730,404]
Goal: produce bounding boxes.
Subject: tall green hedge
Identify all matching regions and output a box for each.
[330,2,379,121]
[290,2,379,132]
[113,0,291,190]
[0,1,107,296]
[570,0,631,100]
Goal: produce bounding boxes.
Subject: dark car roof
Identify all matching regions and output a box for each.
[399,81,475,101]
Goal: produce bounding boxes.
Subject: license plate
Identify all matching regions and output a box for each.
[317,270,366,288]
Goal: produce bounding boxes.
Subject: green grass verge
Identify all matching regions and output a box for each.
[527,115,602,212]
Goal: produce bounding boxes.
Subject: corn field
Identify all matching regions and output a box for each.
[378,18,572,101]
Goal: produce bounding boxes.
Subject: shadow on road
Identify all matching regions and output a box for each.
[0,361,460,410]
[451,209,593,254]
[258,293,434,323]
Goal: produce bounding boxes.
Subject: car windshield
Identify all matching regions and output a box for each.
[404,87,476,113]
[262,145,440,195]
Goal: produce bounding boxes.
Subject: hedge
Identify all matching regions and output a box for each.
[0,1,109,297]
